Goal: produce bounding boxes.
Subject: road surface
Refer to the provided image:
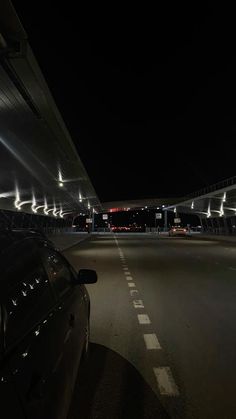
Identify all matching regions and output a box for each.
[65,234,236,419]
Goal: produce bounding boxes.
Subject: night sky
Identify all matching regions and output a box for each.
[11,2,236,202]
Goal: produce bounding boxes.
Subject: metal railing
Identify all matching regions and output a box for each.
[186,176,236,199]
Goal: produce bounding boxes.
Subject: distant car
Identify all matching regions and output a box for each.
[0,229,97,419]
[111,226,130,232]
[169,226,188,237]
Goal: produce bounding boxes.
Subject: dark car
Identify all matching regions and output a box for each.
[0,229,97,419]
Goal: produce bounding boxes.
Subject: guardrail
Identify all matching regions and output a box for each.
[186,176,236,199]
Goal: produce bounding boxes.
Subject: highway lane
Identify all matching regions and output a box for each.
[65,234,236,419]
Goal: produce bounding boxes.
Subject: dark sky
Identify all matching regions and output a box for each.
[11,2,236,202]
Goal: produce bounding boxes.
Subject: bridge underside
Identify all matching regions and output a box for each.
[165,177,236,234]
[0,1,101,220]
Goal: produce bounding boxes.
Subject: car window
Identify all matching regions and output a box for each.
[3,248,55,349]
[42,248,73,298]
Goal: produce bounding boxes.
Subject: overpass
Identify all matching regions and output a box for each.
[0,0,101,230]
[1,1,235,237]
[165,176,236,234]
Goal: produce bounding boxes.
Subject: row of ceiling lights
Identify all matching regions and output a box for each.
[13,186,79,218]
[178,192,236,218]
[13,191,95,218]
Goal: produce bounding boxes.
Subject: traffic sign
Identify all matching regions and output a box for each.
[86,218,92,223]
[174,218,181,224]
[102,214,108,220]
[155,213,162,219]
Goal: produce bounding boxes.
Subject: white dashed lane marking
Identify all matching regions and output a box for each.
[144,333,161,350]
[133,299,144,308]
[116,238,180,399]
[153,367,179,396]
[138,314,151,324]
[130,289,139,296]
[229,267,236,271]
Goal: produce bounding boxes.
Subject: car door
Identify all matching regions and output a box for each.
[0,308,26,419]
[1,240,71,419]
[40,246,89,408]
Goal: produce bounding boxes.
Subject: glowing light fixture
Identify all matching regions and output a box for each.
[44,198,48,215]
[18,200,32,209]
[46,208,55,214]
[223,192,226,202]
[219,201,224,217]
[31,195,37,213]
[191,201,194,209]
[14,187,21,210]
[53,206,57,217]
[61,211,74,217]
[58,169,64,187]
[207,203,211,218]
[36,205,45,211]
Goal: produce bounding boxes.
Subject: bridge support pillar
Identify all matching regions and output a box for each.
[164,210,168,232]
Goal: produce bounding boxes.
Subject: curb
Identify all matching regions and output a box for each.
[51,234,93,252]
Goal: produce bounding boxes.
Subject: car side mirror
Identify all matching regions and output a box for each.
[76,269,97,284]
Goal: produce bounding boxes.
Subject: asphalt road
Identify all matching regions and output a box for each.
[64,234,236,419]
